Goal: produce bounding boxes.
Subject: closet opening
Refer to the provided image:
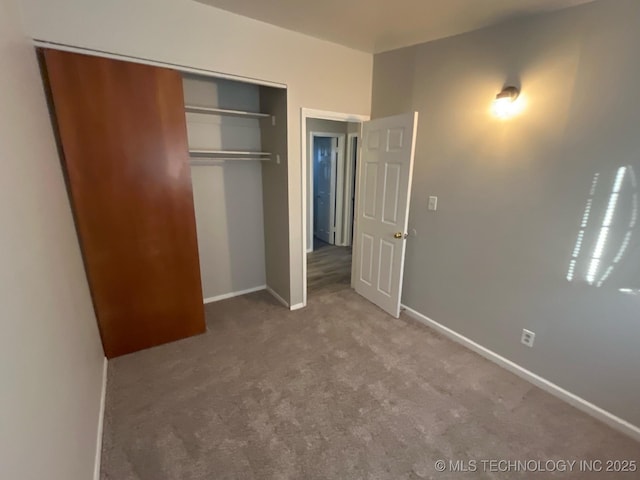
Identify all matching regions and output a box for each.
[182,73,291,309]
[306,117,362,298]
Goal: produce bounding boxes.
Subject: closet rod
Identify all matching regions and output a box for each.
[185,105,270,118]
[189,149,271,156]
[189,158,270,165]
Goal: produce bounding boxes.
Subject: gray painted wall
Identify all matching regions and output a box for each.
[0,0,105,477]
[183,76,266,300]
[371,0,640,426]
[307,118,350,136]
[260,87,291,303]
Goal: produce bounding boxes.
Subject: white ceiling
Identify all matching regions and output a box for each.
[194,0,595,53]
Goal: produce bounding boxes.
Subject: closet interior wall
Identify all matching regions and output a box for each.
[259,87,290,304]
[182,75,290,305]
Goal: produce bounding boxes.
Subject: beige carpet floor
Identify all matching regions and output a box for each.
[101,289,639,479]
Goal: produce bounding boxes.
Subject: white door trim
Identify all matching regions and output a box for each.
[333,135,347,246]
[301,108,370,308]
[343,132,360,247]
[401,304,640,443]
[93,357,108,480]
[33,40,287,89]
[308,132,345,250]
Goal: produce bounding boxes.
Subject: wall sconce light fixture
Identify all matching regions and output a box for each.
[492,86,521,119]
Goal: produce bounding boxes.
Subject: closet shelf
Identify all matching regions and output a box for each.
[185,105,270,119]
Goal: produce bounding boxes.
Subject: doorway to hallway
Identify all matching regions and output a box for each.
[307,118,360,298]
[301,109,419,318]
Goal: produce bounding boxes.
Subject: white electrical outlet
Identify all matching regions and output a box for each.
[521,329,535,348]
[428,196,438,211]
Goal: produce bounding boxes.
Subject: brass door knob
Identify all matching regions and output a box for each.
[393,232,408,239]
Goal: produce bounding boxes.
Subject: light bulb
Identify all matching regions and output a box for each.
[491,86,523,119]
[492,96,515,119]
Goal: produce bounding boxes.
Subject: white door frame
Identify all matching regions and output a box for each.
[301,108,370,308]
[343,132,359,248]
[308,132,345,251]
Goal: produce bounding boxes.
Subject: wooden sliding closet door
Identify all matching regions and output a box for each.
[42,49,205,358]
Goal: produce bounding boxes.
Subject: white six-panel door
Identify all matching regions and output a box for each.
[353,112,418,317]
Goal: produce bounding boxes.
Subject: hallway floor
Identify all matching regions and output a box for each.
[307,237,352,296]
[101,289,638,479]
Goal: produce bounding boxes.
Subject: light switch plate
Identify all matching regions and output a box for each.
[428,196,438,211]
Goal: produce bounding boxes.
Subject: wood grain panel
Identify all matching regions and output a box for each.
[42,49,205,358]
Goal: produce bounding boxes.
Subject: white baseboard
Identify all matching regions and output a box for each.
[290,303,305,311]
[266,286,289,307]
[94,357,108,480]
[401,304,640,443]
[203,285,266,304]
